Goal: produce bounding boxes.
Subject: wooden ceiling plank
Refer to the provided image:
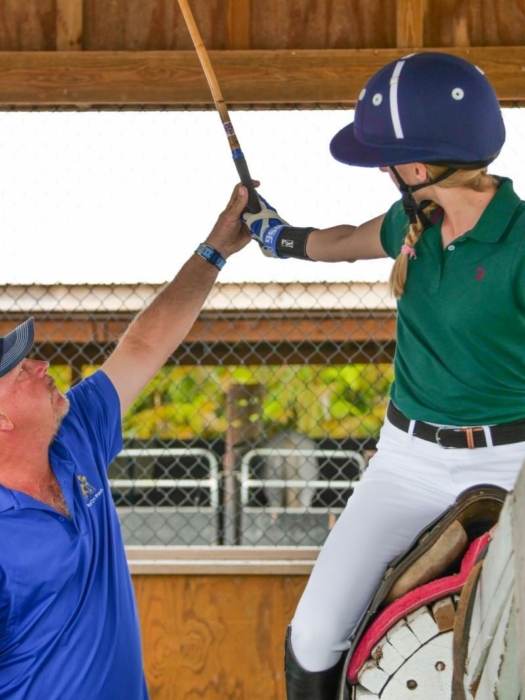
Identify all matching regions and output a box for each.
[56,0,84,51]
[227,0,251,50]
[0,47,523,106]
[396,0,426,48]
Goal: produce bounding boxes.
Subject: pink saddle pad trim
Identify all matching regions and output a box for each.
[347,531,491,683]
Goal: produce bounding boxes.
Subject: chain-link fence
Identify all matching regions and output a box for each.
[1,280,395,546]
[2,106,524,546]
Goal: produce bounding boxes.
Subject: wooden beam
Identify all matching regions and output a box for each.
[31,340,396,366]
[396,0,426,48]
[0,47,523,107]
[126,545,318,575]
[227,0,251,50]
[0,315,396,345]
[56,0,83,51]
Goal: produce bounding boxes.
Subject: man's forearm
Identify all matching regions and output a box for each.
[102,252,221,414]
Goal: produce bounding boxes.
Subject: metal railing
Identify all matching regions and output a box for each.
[108,446,367,544]
[109,447,220,510]
[240,448,366,510]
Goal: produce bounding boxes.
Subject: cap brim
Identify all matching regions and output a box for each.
[0,318,35,378]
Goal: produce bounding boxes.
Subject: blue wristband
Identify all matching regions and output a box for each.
[194,243,226,271]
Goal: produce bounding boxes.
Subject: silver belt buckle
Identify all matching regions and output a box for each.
[435,427,454,449]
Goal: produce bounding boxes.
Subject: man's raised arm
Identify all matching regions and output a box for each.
[102,184,251,415]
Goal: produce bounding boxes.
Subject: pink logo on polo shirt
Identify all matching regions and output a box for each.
[476,266,485,281]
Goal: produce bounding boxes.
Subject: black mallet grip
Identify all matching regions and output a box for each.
[232,151,261,214]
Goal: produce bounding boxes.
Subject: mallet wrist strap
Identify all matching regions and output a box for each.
[276,227,317,260]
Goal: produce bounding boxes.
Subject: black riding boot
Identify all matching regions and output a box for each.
[284,627,344,700]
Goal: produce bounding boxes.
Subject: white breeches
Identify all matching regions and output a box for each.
[290,415,525,672]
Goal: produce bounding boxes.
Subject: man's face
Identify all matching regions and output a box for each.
[0,358,70,438]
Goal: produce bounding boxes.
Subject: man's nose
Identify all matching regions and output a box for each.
[26,359,50,376]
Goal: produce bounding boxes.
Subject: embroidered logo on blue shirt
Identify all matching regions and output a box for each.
[77,475,104,507]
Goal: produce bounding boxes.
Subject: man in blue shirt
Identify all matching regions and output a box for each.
[0,184,251,700]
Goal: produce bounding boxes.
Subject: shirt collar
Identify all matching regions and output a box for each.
[0,485,17,513]
[466,177,523,243]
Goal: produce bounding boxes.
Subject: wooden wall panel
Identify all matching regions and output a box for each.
[132,574,308,700]
[83,0,227,50]
[250,0,396,50]
[426,0,525,47]
[0,0,55,51]
[0,1,523,53]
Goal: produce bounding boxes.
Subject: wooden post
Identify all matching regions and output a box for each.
[56,0,83,51]
[512,462,525,698]
[396,0,426,48]
[221,383,264,545]
[227,0,251,50]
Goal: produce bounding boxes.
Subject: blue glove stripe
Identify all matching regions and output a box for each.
[259,224,285,256]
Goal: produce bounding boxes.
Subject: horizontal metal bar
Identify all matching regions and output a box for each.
[241,479,360,489]
[114,447,220,509]
[243,507,344,514]
[109,479,216,488]
[117,448,217,459]
[117,506,216,514]
[240,447,366,506]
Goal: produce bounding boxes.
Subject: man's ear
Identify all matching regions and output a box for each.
[0,413,14,432]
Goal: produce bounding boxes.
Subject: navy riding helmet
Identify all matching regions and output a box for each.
[330,52,505,169]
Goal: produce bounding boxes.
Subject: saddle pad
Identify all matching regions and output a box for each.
[347,531,491,683]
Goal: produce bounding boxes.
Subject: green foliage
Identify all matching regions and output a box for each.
[51,362,393,441]
[119,364,394,441]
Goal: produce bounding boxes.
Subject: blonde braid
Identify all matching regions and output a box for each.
[388,167,498,298]
[388,204,437,298]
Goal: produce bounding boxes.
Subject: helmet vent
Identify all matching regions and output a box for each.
[452,87,465,100]
[372,93,383,106]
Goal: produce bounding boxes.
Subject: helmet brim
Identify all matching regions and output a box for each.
[330,123,499,169]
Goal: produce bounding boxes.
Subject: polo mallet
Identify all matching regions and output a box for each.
[177,0,261,215]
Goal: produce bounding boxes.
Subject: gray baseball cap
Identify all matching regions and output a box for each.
[0,318,35,378]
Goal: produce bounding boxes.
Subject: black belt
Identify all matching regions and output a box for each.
[387,402,525,449]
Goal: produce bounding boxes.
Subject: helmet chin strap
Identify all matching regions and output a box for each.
[390,166,457,227]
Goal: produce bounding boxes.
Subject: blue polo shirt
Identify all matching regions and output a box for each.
[0,371,149,700]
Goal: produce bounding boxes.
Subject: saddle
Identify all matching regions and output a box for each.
[338,484,507,699]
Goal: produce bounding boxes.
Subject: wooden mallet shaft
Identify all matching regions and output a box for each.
[177,0,261,213]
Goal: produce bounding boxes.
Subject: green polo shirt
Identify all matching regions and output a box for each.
[380,177,525,425]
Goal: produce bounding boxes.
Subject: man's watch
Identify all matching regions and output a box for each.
[194,243,226,271]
